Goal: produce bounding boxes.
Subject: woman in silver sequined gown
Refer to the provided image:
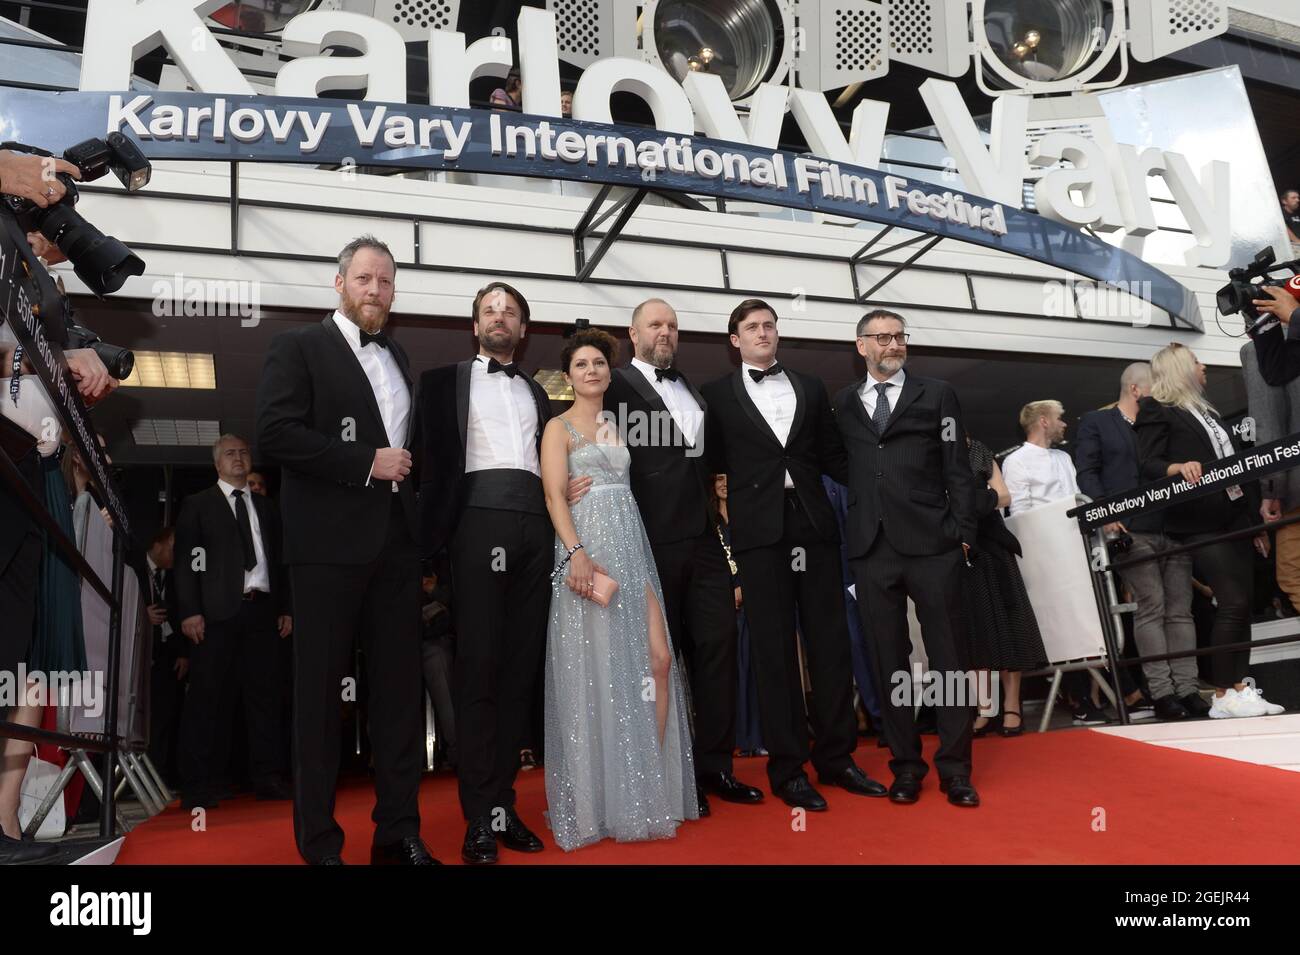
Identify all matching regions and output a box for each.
[539,330,698,852]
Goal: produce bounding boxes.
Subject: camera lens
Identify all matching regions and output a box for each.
[38,203,145,297]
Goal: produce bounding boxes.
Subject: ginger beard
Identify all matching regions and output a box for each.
[340,285,389,334]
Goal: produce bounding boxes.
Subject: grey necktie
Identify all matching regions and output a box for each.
[872,382,892,433]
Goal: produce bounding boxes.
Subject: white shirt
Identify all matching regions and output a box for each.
[217,479,271,594]
[742,361,796,488]
[630,357,702,445]
[465,354,541,476]
[859,369,906,421]
[331,311,410,491]
[1002,443,1080,515]
[146,554,173,640]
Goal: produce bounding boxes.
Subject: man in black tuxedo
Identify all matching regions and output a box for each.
[702,299,886,810]
[174,434,293,809]
[599,298,762,815]
[415,281,553,865]
[144,526,187,787]
[256,236,434,866]
[833,309,980,807]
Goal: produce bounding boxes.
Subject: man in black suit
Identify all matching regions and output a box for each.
[415,281,553,865]
[256,235,434,866]
[702,299,886,810]
[599,298,762,815]
[144,526,187,787]
[833,308,980,807]
[174,434,292,809]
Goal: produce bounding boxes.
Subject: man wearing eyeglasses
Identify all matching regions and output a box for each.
[834,309,980,807]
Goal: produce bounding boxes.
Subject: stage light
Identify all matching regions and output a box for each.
[648,0,785,100]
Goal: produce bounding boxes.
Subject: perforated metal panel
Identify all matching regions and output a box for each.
[886,0,968,77]
[795,0,888,91]
[1128,0,1228,62]
[548,0,642,68]
[368,0,460,41]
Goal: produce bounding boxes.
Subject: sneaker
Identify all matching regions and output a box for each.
[1208,687,1270,719]
[1071,698,1111,725]
[1242,685,1285,716]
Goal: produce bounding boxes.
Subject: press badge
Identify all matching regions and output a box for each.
[1226,485,1244,500]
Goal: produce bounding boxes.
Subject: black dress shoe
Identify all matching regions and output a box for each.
[254,780,293,801]
[313,855,346,866]
[818,765,887,797]
[371,836,440,865]
[888,774,922,804]
[0,833,58,865]
[499,809,544,853]
[1153,695,1189,721]
[696,788,711,818]
[939,775,980,807]
[775,775,828,811]
[696,771,764,803]
[1179,692,1212,717]
[461,818,498,865]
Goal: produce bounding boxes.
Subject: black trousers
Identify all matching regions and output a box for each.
[0,533,40,723]
[179,594,283,797]
[450,506,551,822]
[650,529,737,776]
[1187,532,1254,688]
[732,493,857,790]
[290,504,423,864]
[851,534,972,781]
[148,640,186,785]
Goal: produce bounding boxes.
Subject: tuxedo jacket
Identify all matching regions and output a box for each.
[415,358,554,561]
[145,564,189,662]
[833,374,978,559]
[1134,396,1257,537]
[701,366,848,553]
[173,484,291,624]
[604,366,712,545]
[255,316,419,566]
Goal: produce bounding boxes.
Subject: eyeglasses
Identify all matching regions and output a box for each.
[860,333,909,346]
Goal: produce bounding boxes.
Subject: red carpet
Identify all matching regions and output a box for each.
[116,730,1300,865]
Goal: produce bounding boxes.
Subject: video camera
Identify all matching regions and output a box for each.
[1216,247,1300,326]
[1,133,149,297]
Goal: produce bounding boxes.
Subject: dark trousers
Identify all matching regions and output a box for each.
[0,533,40,723]
[851,534,973,781]
[148,641,186,785]
[1187,533,1254,688]
[450,506,551,822]
[290,505,423,864]
[733,493,857,790]
[179,594,282,797]
[650,530,737,775]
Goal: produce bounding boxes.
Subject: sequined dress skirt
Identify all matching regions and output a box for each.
[543,481,699,851]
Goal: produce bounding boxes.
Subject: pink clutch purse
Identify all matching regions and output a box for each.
[588,572,619,608]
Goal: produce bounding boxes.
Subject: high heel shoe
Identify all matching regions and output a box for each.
[999,710,1024,737]
[972,713,1001,738]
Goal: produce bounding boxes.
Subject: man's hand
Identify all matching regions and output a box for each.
[372,447,412,482]
[64,348,119,405]
[734,586,743,611]
[0,150,81,207]
[1262,498,1284,523]
[146,603,168,626]
[566,474,593,505]
[1255,531,1271,559]
[1103,521,1128,536]
[278,615,292,639]
[1174,461,1203,484]
[181,614,205,645]
[26,232,67,265]
[174,658,189,681]
[1252,285,1300,325]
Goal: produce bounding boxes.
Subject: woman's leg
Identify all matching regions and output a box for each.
[973,669,995,731]
[0,697,41,838]
[1002,672,1022,729]
[1193,537,1254,693]
[645,586,672,745]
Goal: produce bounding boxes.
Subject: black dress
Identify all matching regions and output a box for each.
[963,439,1048,671]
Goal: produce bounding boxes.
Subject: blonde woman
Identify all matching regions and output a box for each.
[1135,343,1283,719]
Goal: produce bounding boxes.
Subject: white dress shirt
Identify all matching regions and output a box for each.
[216,479,271,594]
[742,361,796,488]
[331,311,410,490]
[859,368,906,420]
[465,354,541,476]
[630,357,702,445]
[1002,442,1080,515]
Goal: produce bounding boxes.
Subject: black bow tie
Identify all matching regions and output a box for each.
[487,358,519,379]
[654,367,680,383]
[748,363,783,384]
[360,330,388,349]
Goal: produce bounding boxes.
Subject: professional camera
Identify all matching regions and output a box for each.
[1,133,150,297]
[1216,247,1300,325]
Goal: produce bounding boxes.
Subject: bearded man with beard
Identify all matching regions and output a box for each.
[414,281,557,865]
[256,235,436,865]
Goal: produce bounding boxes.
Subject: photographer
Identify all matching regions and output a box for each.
[1244,286,1300,387]
[0,148,80,208]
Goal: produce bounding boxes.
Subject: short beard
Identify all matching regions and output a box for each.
[478,327,517,359]
[340,290,389,334]
[874,355,905,376]
[638,341,674,370]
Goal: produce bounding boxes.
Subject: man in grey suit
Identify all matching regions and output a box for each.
[1242,338,1300,614]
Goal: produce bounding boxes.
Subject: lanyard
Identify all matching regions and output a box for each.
[9,344,21,406]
